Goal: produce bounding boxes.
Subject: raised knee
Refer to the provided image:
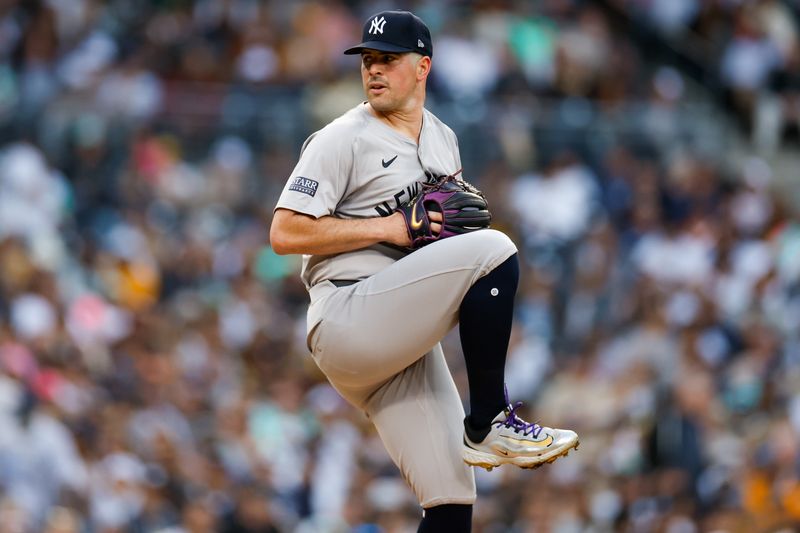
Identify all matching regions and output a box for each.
[470,229,517,257]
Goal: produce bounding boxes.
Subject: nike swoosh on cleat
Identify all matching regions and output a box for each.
[382,155,398,168]
[500,434,554,448]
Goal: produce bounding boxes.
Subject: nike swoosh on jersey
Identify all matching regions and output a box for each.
[382,155,398,168]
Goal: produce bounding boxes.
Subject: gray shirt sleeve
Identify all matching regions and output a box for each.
[275,124,355,218]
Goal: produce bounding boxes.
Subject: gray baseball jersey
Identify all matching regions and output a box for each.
[274,102,518,508]
[275,102,461,289]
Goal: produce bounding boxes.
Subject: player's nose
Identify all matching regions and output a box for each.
[366,61,384,76]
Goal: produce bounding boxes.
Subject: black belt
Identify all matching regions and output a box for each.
[330,279,361,287]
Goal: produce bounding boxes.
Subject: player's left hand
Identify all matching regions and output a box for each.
[428,211,443,235]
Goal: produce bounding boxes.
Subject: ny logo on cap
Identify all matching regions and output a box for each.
[369,16,386,35]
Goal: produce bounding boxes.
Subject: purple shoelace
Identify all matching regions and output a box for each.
[497,385,542,438]
[496,401,543,438]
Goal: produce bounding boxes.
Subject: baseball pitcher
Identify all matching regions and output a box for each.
[270,10,579,532]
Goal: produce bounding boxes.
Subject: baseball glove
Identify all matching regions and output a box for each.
[396,169,491,250]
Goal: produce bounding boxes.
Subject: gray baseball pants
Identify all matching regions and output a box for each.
[306,229,517,508]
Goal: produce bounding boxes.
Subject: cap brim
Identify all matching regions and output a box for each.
[343,41,415,55]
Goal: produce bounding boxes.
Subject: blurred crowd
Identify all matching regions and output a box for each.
[0,0,799,532]
[615,0,800,155]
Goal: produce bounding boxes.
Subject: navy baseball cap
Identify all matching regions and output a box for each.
[344,10,433,57]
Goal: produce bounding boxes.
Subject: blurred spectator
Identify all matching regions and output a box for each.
[755,41,800,154]
[720,4,782,131]
[219,486,280,533]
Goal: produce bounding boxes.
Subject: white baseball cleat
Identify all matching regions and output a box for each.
[462,399,579,471]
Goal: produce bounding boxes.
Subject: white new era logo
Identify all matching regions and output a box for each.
[369,16,386,35]
[417,39,424,48]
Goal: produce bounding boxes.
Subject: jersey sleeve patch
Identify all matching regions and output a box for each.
[288,177,319,197]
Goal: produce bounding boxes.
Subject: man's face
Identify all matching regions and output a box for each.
[360,50,420,112]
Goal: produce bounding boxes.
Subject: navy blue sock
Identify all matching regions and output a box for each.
[418,504,472,533]
[459,254,519,433]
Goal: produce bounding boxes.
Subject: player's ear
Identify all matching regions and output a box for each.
[417,55,431,80]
